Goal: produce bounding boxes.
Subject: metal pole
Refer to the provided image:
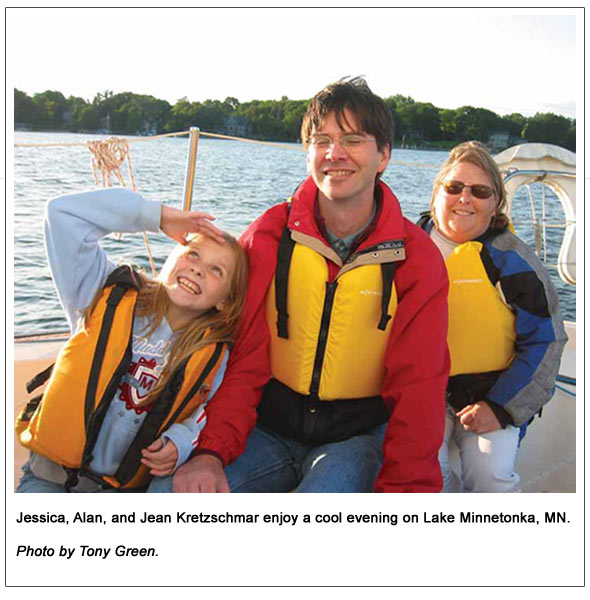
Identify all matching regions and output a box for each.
[541,183,547,263]
[182,127,200,212]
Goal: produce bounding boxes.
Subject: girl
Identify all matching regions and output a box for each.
[16,187,248,492]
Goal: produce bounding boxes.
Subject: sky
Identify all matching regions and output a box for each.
[7,7,580,119]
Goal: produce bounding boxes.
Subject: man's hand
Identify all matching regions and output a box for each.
[160,205,226,245]
[141,437,179,476]
[172,454,230,493]
[456,401,501,434]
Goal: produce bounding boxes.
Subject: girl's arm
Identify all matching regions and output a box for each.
[144,350,230,472]
[44,188,162,331]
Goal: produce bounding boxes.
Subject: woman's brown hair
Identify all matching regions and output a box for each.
[430,141,509,232]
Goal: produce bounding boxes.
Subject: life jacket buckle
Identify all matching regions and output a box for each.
[64,468,79,492]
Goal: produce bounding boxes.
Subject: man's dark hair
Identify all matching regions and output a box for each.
[301,76,394,152]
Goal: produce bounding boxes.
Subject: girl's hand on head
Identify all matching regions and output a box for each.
[140,436,179,476]
[160,205,226,245]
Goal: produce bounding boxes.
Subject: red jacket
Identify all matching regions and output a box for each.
[198,177,449,492]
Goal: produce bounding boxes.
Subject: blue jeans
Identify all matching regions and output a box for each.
[16,462,118,493]
[148,422,387,493]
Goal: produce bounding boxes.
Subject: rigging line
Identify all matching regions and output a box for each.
[556,374,576,386]
[555,384,576,398]
[14,130,193,147]
[15,130,441,168]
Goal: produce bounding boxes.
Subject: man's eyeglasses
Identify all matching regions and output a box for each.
[308,134,375,150]
[442,180,495,200]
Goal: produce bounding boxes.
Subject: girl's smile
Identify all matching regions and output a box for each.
[162,235,235,329]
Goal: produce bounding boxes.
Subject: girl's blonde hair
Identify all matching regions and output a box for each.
[430,141,509,232]
[83,232,248,406]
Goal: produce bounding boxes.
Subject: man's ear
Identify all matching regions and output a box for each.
[378,145,391,174]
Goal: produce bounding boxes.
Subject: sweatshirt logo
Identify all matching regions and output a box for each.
[119,357,160,414]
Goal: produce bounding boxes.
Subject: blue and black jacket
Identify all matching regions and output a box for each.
[419,215,567,429]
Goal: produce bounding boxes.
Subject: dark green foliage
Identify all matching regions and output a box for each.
[13,88,575,151]
[522,113,576,151]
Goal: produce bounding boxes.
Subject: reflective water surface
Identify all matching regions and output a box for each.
[13,132,575,335]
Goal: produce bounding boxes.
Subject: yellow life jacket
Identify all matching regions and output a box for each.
[16,266,225,490]
[266,228,405,400]
[446,241,516,376]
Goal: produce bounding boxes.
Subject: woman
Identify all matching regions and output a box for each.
[420,141,567,492]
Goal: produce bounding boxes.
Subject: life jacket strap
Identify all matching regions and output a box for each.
[113,343,225,487]
[378,262,398,331]
[277,225,399,335]
[26,364,55,394]
[416,211,432,230]
[81,269,140,469]
[84,283,128,432]
[18,394,43,423]
[275,220,295,339]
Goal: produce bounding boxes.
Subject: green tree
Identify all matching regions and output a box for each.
[502,112,527,138]
[454,106,500,141]
[564,120,576,151]
[522,112,574,149]
[14,89,40,126]
[283,99,308,141]
[165,98,197,132]
[32,90,69,129]
[387,94,415,108]
[224,97,239,110]
[79,105,100,131]
[397,102,441,141]
[66,95,90,130]
[439,109,456,141]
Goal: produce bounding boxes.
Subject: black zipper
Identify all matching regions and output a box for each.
[309,281,338,397]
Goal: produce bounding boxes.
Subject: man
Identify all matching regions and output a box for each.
[149,77,449,493]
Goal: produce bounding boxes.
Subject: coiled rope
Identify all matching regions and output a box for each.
[85,136,156,276]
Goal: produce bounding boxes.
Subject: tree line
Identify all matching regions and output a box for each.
[14,88,576,151]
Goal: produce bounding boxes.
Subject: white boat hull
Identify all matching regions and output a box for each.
[13,322,576,492]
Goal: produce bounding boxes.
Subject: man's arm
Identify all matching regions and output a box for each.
[375,225,450,492]
[170,204,287,492]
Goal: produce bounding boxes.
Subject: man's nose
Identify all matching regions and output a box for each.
[325,140,348,160]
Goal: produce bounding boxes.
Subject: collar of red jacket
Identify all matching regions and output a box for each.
[286,176,407,251]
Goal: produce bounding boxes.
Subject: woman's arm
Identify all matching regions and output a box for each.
[483,233,568,425]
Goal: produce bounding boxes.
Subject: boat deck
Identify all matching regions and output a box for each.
[13,324,577,492]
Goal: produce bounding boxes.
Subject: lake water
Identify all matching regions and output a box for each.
[13,131,575,335]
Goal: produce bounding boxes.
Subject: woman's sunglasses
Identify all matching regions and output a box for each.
[442,180,494,200]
